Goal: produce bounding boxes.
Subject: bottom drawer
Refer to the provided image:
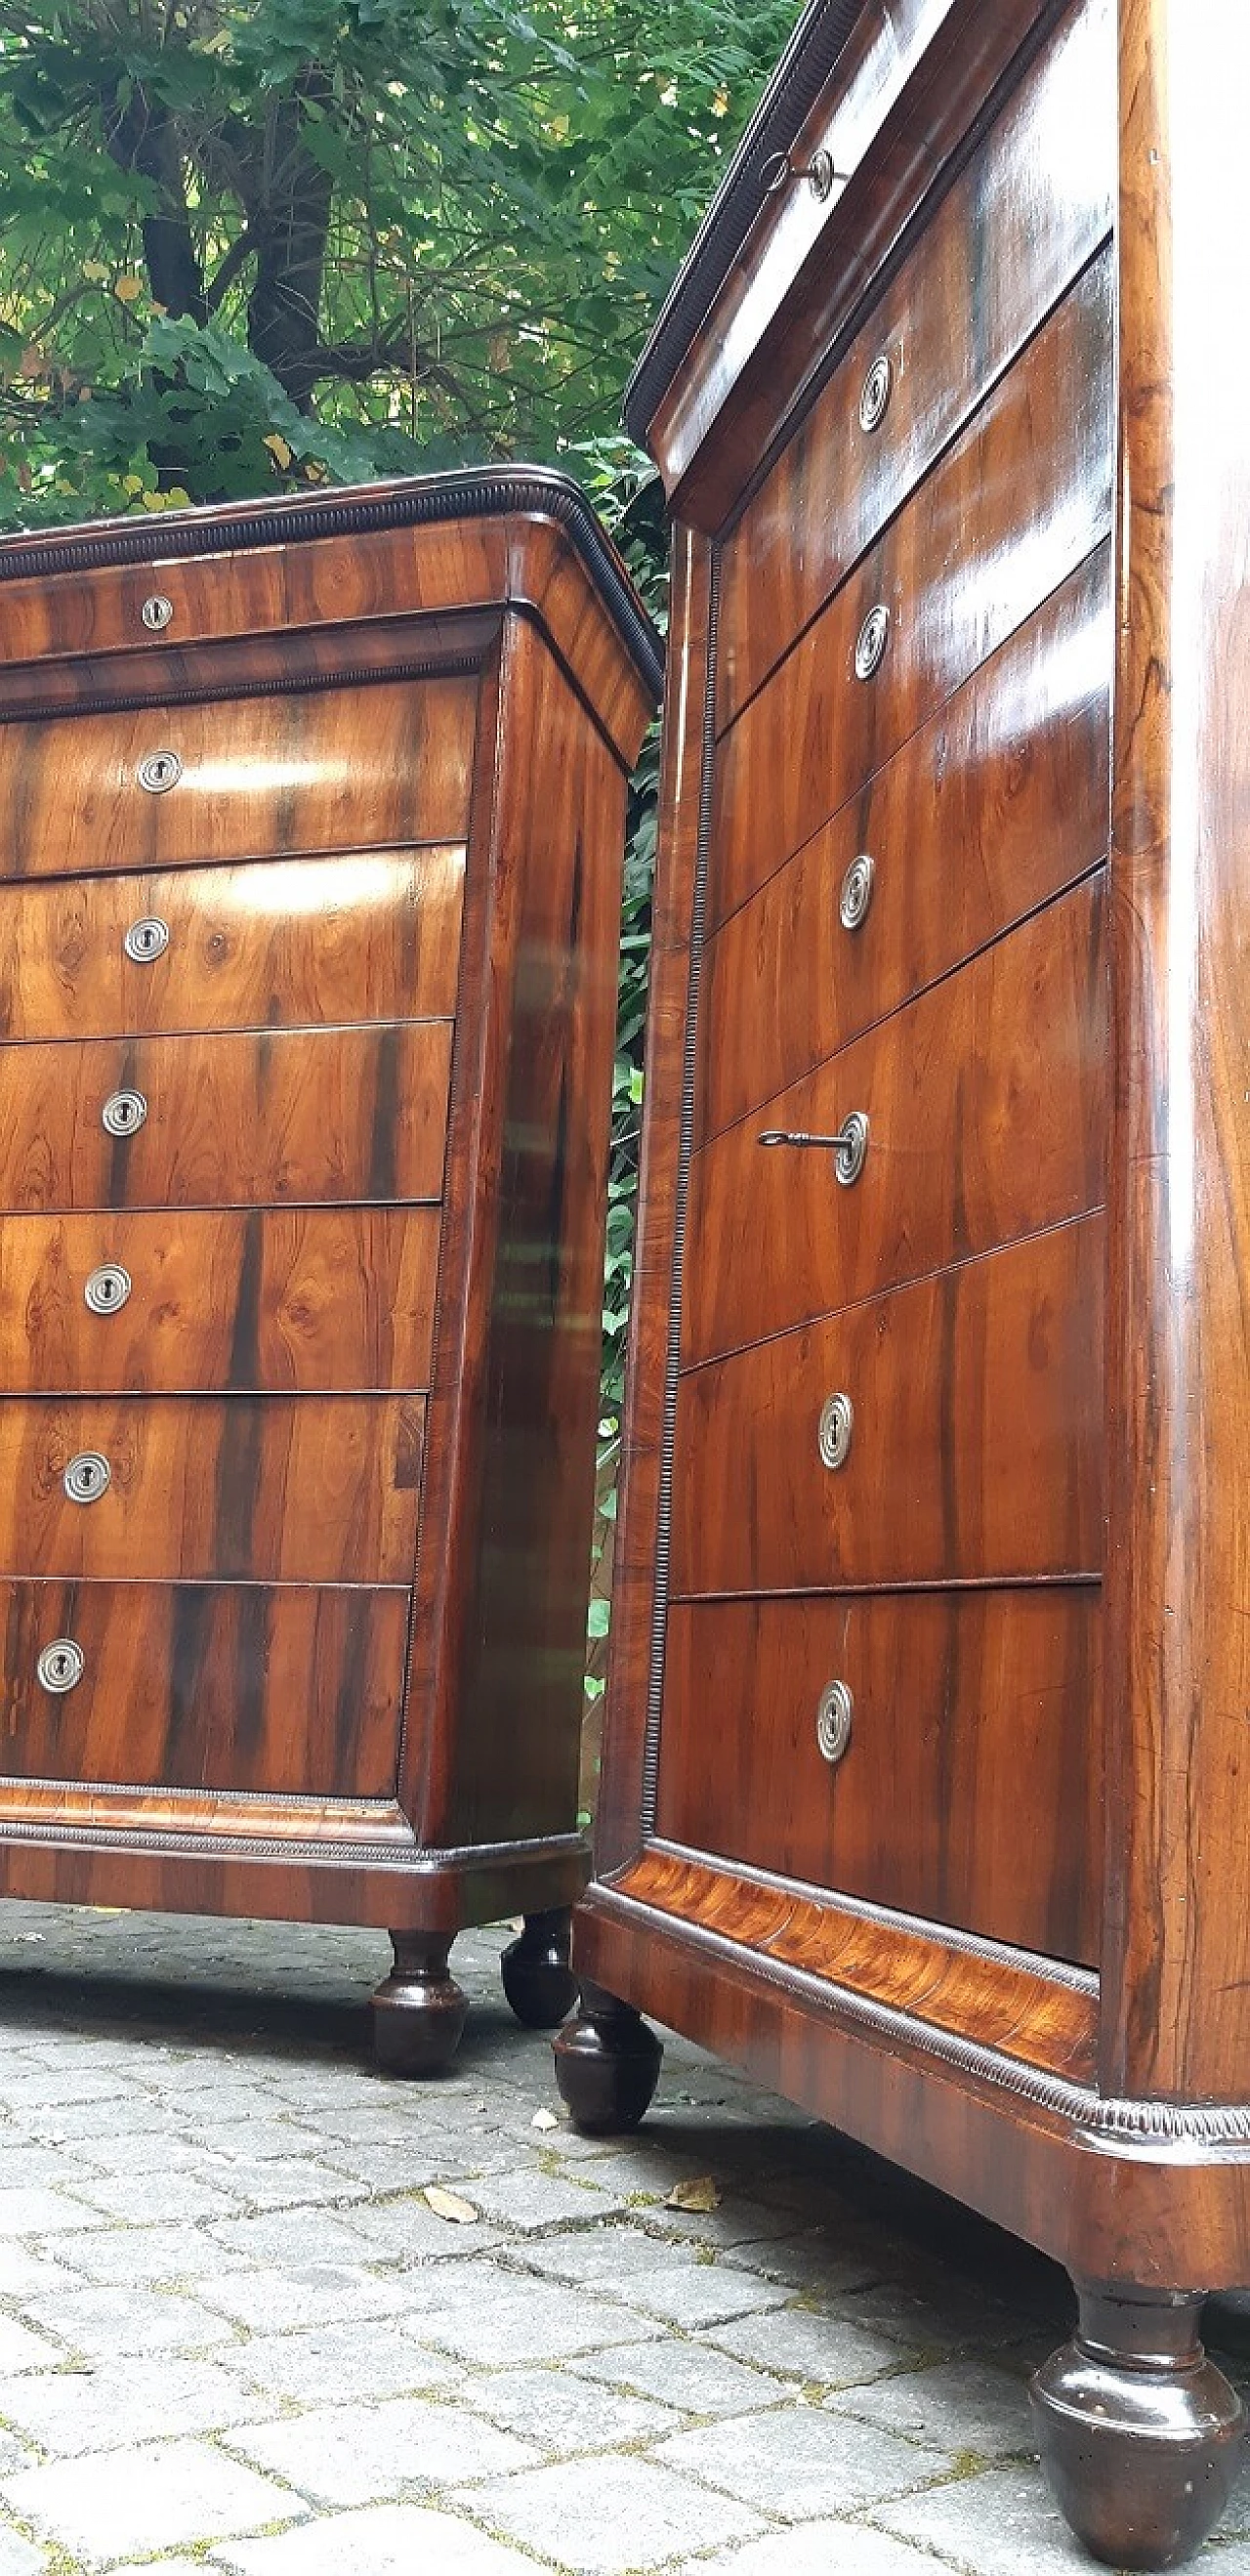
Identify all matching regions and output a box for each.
[656,1590,1103,1965]
[0,1582,408,1799]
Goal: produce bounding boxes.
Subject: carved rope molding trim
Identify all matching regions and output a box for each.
[596,1888,1250,2149]
[0,469,664,697]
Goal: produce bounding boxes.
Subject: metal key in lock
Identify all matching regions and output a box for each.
[758,1113,869,1187]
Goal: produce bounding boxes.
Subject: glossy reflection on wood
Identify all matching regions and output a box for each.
[0,1022,452,1210]
[658,1591,1103,1964]
[685,879,1105,1364]
[0,1207,441,1392]
[0,1581,408,1797]
[0,846,466,1042]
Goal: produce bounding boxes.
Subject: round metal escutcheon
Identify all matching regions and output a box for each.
[839,854,875,933]
[815,1678,854,1766]
[140,595,174,633]
[137,749,183,794]
[854,604,890,681]
[37,1639,84,1695]
[124,916,170,964]
[84,1263,132,1317]
[63,1452,111,1505]
[817,1390,854,1472]
[833,1109,869,1187]
[858,353,893,434]
[102,1088,147,1138]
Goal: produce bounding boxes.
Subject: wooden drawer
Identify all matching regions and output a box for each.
[717,0,1113,725]
[709,247,1113,931]
[684,880,1105,1366]
[0,674,478,881]
[0,1581,407,1799]
[697,550,1110,1144]
[672,1216,1104,1593]
[0,1208,441,1393]
[657,1590,1103,1965]
[0,1397,424,1583]
[0,848,465,1043]
[0,1022,452,1211]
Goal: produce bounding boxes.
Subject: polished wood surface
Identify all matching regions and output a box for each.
[0,676,477,878]
[697,550,1110,1142]
[673,1218,1104,1592]
[0,1396,424,1582]
[710,252,1113,927]
[658,1590,1103,1963]
[0,477,659,2003]
[0,1582,407,1797]
[0,847,466,1042]
[0,1022,452,1210]
[684,880,1104,1364]
[0,1208,441,1392]
[717,0,1113,725]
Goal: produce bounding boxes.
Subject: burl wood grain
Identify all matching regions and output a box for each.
[672,1216,1104,1593]
[608,1848,1098,2082]
[0,1208,441,1393]
[657,1590,1103,1964]
[697,549,1111,1142]
[0,1022,452,1210]
[684,879,1105,1365]
[0,1582,408,1798]
[0,675,477,878]
[716,0,1113,724]
[0,847,466,1042]
[709,250,1114,927]
[0,1397,425,1583]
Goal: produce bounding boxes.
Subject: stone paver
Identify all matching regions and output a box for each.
[0,1898,1237,2576]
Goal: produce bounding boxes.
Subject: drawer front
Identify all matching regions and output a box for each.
[0,1022,452,1211]
[658,1590,1103,1965]
[0,848,466,1043]
[672,1217,1104,1593]
[0,674,478,880]
[684,881,1104,1366]
[0,1581,407,1799]
[709,248,1113,930]
[0,1397,424,1583]
[698,550,1110,1143]
[717,0,1113,724]
[0,1208,441,1393]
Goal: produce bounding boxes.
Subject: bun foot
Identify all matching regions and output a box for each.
[371,1934,469,2077]
[1031,2282,1245,2568]
[553,1979,662,2134]
[501,1909,576,2030]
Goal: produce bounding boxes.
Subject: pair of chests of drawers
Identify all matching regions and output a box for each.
[0,663,475,1790]
[658,0,1114,1966]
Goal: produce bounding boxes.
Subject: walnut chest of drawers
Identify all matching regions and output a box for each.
[0,470,659,2072]
[555,1,1250,2560]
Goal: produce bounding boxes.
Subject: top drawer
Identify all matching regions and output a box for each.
[717,0,1113,725]
[0,673,478,881]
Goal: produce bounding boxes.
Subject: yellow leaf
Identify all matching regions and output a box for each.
[422,2186,479,2225]
[665,2175,721,2213]
[82,260,108,283]
[113,275,144,304]
[263,433,293,469]
[121,474,145,494]
[164,487,191,509]
[141,490,165,510]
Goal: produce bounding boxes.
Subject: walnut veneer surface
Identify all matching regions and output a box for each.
[0,472,659,2069]
[562,1,1250,2562]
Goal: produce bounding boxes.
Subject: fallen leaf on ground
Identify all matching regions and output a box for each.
[422,2185,479,2224]
[530,2107,559,2131]
[665,2175,721,2212]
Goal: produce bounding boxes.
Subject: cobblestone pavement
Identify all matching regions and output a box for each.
[0,1907,1241,2574]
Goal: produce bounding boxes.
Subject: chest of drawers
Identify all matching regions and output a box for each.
[0,470,660,2073]
[555,3,1250,2561]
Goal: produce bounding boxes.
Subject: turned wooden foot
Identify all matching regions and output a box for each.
[501,1909,576,2030]
[552,1979,662,2134]
[1030,2282,1245,2568]
[370,1934,469,2077]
